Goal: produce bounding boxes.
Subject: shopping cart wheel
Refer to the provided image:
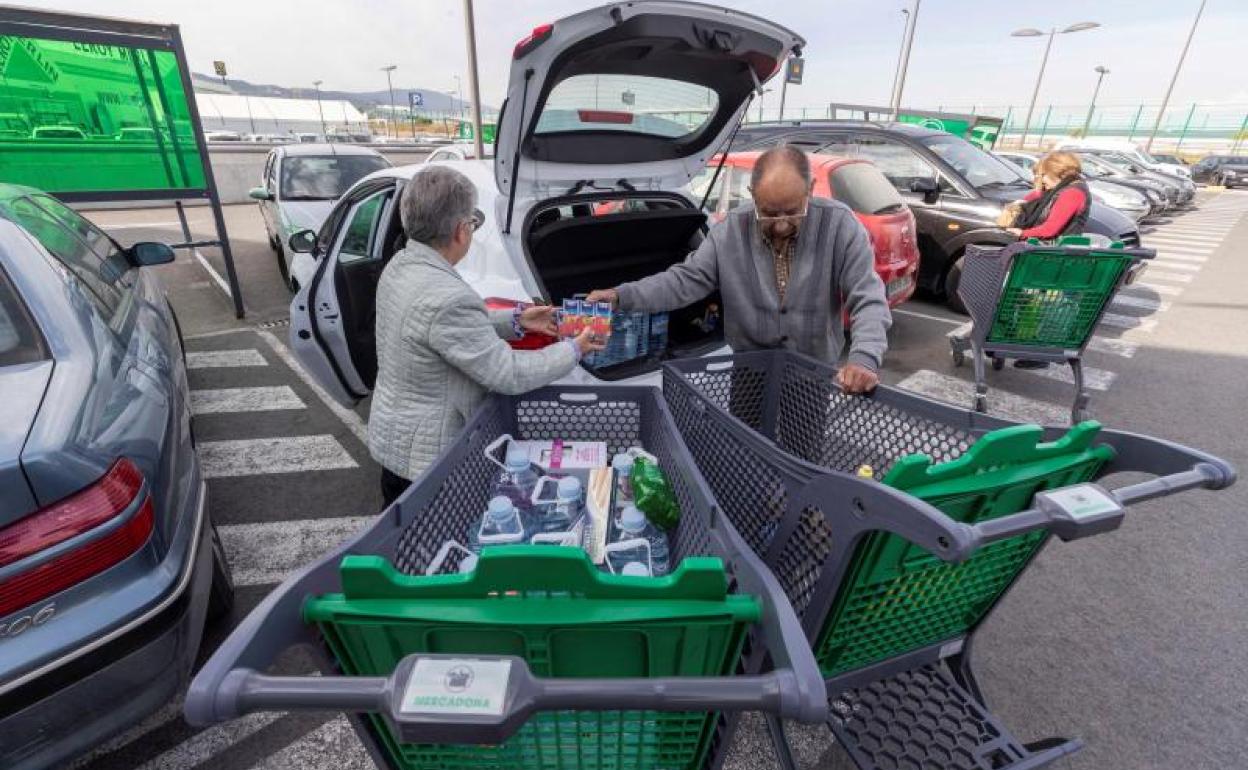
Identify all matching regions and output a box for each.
[974,394,988,413]
[992,356,1005,371]
[952,348,966,367]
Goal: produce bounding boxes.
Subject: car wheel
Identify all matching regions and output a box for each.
[206,519,235,623]
[944,255,968,315]
[274,245,293,290]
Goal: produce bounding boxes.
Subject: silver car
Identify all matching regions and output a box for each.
[249,143,391,291]
[0,185,232,769]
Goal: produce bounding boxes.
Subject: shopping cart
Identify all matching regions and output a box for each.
[662,350,1234,770]
[949,237,1154,423]
[185,385,825,770]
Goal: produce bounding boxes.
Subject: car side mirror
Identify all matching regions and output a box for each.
[910,177,941,204]
[248,186,273,201]
[129,241,176,266]
[288,229,317,254]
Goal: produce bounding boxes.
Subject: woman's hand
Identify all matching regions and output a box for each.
[518,305,558,336]
[573,326,608,357]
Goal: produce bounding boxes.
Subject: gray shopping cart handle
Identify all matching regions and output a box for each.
[211,654,805,745]
[972,460,1234,545]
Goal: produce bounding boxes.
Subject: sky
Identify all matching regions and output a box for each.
[26,0,1248,113]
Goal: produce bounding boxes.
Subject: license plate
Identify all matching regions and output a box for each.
[886,275,913,297]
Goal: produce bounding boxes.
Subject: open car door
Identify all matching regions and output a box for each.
[495,1,804,212]
[289,178,400,408]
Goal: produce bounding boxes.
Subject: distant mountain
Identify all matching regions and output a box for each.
[190,72,483,114]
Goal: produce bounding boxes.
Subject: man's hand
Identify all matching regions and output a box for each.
[518,305,558,336]
[573,326,608,357]
[836,363,879,394]
[585,288,619,307]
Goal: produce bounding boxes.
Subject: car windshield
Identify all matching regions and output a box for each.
[280,155,390,200]
[920,134,1027,189]
[535,74,718,139]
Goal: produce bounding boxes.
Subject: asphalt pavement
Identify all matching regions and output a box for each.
[70,192,1248,770]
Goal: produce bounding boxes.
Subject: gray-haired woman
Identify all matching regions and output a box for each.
[368,166,605,505]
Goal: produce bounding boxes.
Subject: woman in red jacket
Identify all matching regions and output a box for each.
[1007,151,1091,241]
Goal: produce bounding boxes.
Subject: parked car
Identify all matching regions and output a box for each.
[1074,151,1173,214]
[203,130,242,142]
[1084,150,1196,207]
[0,185,232,770]
[249,143,392,291]
[1149,153,1188,168]
[1191,154,1248,188]
[287,1,802,405]
[995,150,1152,222]
[425,143,495,162]
[732,121,1140,312]
[1054,138,1191,179]
[694,152,919,307]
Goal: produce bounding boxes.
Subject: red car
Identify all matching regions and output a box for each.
[696,151,920,307]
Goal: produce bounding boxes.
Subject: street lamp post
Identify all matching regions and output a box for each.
[890,0,921,117]
[461,0,486,161]
[453,75,464,119]
[1082,66,1109,136]
[312,79,327,138]
[1146,0,1207,152]
[1011,21,1100,150]
[887,7,910,107]
[381,64,397,140]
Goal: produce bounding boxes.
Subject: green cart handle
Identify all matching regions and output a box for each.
[212,654,808,746]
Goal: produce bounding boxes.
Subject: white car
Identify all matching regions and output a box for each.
[1054,138,1191,179]
[287,0,801,407]
[995,150,1152,222]
[425,143,495,162]
[249,143,392,290]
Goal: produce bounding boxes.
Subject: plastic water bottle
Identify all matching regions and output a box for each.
[623,316,639,361]
[530,476,586,542]
[612,453,634,503]
[620,561,650,577]
[458,552,478,573]
[649,312,669,354]
[606,505,670,576]
[491,444,540,516]
[470,496,526,553]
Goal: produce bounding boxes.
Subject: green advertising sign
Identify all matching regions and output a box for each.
[896,113,973,138]
[895,112,1003,150]
[456,120,497,144]
[0,35,206,194]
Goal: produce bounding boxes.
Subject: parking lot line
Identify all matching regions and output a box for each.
[1141,270,1194,284]
[246,716,369,770]
[1125,281,1184,296]
[1152,251,1208,263]
[219,515,374,586]
[191,386,306,415]
[1016,361,1116,391]
[199,435,358,478]
[1111,294,1170,313]
[186,349,269,369]
[1099,313,1158,333]
[133,712,284,770]
[891,307,963,326]
[256,329,369,446]
[1149,259,1201,271]
[897,369,1068,425]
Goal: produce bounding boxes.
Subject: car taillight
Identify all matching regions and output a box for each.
[0,459,153,617]
[514,23,554,59]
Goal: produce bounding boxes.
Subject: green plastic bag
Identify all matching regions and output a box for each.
[632,457,680,530]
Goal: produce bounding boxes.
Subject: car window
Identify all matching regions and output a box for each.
[337,191,389,264]
[4,197,124,317]
[0,265,46,367]
[687,165,722,211]
[833,136,944,192]
[535,74,718,139]
[280,154,391,201]
[723,167,754,212]
[428,150,452,162]
[919,135,1025,190]
[829,163,906,215]
[29,195,130,285]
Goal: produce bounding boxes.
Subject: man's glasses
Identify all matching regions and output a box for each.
[753,199,809,224]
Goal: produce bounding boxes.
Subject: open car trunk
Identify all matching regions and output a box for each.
[524,193,723,380]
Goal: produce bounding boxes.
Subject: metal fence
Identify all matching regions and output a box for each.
[746,102,1248,156]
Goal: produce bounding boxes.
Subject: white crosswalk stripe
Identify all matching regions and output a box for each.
[1016,361,1116,391]
[897,370,1068,425]
[219,516,373,586]
[245,717,369,770]
[1140,270,1194,284]
[1099,313,1158,333]
[133,712,284,770]
[186,349,268,369]
[945,322,1138,358]
[1152,251,1208,263]
[1124,281,1184,296]
[190,386,306,415]
[199,435,359,478]
[1112,294,1169,313]
[1149,259,1201,272]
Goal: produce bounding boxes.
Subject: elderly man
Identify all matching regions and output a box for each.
[370,166,604,505]
[588,145,891,392]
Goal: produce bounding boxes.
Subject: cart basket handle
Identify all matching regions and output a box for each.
[195,654,806,745]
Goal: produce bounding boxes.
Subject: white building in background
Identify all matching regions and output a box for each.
[194,93,370,138]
